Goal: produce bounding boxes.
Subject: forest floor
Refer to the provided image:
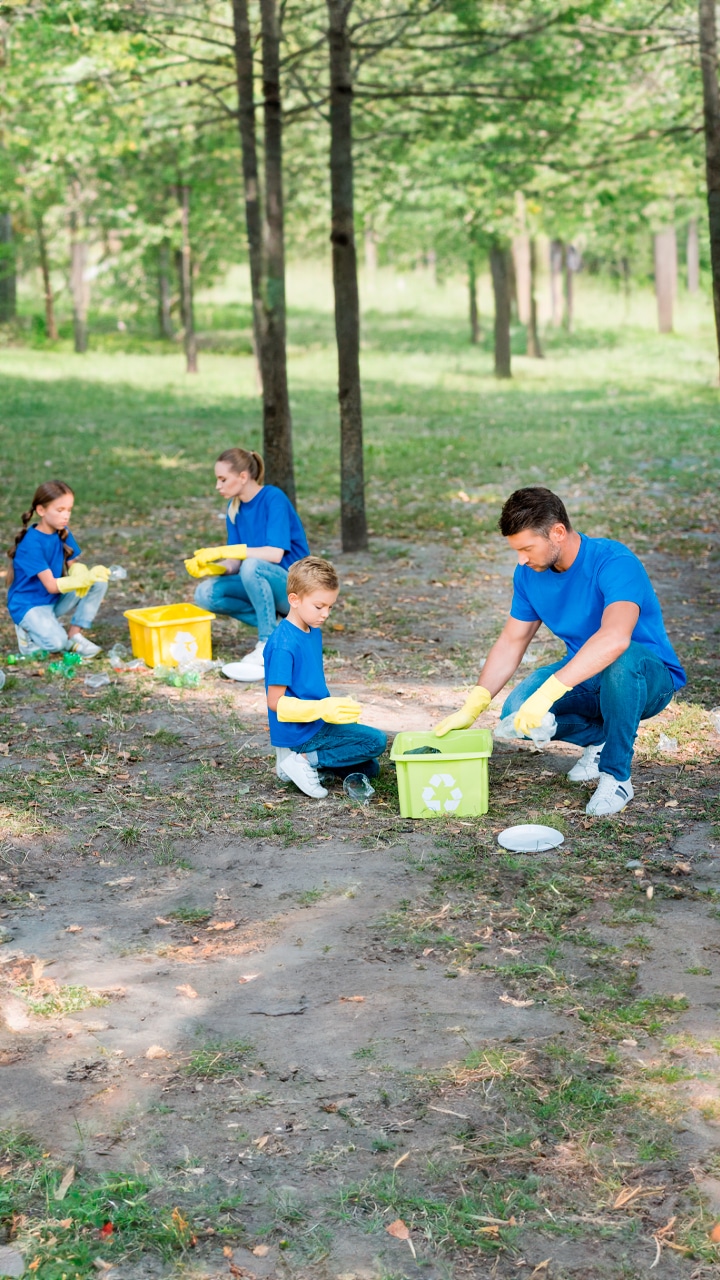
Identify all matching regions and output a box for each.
[1,280,720,1279]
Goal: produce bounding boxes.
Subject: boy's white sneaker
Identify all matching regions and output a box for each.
[231,640,266,682]
[568,743,605,783]
[275,746,292,782]
[586,773,634,817]
[69,635,102,659]
[281,751,328,799]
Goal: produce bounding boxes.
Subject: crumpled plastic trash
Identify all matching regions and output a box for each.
[7,650,49,664]
[709,707,720,737]
[495,711,557,746]
[108,565,127,580]
[0,671,5,691]
[84,673,111,689]
[154,664,201,689]
[176,658,223,677]
[404,745,442,755]
[343,773,375,805]
[657,732,678,754]
[108,642,147,672]
[49,652,83,679]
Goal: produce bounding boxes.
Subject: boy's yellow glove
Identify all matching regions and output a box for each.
[194,544,248,565]
[56,563,92,596]
[88,565,111,583]
[185,556,226,579]
[434,685,491,736]
[277,695,362,725]
[514,674,572,736]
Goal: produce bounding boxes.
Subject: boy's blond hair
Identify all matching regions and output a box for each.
[287,556,338,597]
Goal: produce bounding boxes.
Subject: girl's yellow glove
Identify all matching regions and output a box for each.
[514,674,572,736]
[184,557,226,579]
[434,685,491,736]
[88,565,111,583]
[194,544,248,565]
[56,563,92,596]
[277,695,362,725]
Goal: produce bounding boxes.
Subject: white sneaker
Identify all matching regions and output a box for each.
[281,751,328,799]
[69,634,102,659]
[276,746,292,782]
[226,640,265,683]
[586,773,634,817]
[568,743,605,783]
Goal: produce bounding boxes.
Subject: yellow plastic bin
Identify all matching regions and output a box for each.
[123,603,216,669]
[390,729,493,819]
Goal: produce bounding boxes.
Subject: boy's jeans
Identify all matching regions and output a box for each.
[500,641,675,782]
[301,722,388,772]
[15,580,108,654]
[194,558,289,643]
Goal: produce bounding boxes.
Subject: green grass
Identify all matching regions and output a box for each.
[19,984,108,1018]
[184,1037,255,1079]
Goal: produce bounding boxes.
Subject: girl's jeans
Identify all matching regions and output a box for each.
[500,641,675,782]
[301,722,388,773]
[15,580,108,654]
[194,559,289,643]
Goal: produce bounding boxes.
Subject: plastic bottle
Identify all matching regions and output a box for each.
[0,670,5,691]
[108,565,127,581]
[343,773,375,805]
[494,711,557,746]
[108,642,129,667]
[84,673,111,689]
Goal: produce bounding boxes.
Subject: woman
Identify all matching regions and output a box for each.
[188,448,309,681]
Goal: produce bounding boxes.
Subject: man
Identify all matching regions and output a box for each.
[435,487,686,816]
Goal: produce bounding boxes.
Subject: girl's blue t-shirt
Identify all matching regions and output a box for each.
[226,485,309,571]
[264,618,329,748]
[510,533,686,690]
[7,526,81,624]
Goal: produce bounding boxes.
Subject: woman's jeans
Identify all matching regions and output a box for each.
[194,559,289,643]
[15,580,108,654]
[301,722,388,775]
[501,641,675,782]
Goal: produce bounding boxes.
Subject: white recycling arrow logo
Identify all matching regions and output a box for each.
[421,772,463,813]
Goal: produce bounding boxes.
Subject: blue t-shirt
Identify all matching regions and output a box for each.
[226,486,309,572]
[7,526,82,624]
[264,618,329,748]
[510,534,686,690]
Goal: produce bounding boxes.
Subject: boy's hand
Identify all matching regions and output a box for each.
[318,696,362,724]
[276,695,362,725]
[434,685,491,736]
[514,674,571,736]
[185,556,225,579]
[194,544,248,565]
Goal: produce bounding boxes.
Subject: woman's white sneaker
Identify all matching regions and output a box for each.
[568,743,605,782]
[232,640,266,682]
[281,751,328,799]
[586,773,634,816]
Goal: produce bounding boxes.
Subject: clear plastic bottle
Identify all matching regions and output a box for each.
[0,670,5,691]
[84,673,111,689]
[343,773,375,804]
[108,565,128,581]
[494,711,557,746]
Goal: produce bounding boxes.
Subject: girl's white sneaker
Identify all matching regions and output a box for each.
[586,773,634,816]
[281,751,328,799]
[69,635,102,658]
[568,743,605,782]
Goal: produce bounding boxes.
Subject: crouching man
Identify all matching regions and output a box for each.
[435,487,686,816]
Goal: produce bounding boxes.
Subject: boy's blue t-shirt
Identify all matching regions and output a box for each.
[510,534,686,690]
[264,618,329,748]
[7,526,81,624]
[226,485,309,572]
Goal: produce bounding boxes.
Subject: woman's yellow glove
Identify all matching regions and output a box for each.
[514,674,572,736]
[56,563,92,596]
[184,556,226,579]
[277,695,362,725]
[194,544,248,565]
[434,685,491,737]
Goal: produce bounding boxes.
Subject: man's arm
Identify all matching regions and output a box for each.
[556,601,639,686]
[477,615,542,696]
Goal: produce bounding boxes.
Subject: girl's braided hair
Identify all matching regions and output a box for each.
[6,481,75,587]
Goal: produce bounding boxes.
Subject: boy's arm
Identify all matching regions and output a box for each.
[266,684,361,724]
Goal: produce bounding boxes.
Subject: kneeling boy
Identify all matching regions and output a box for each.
[264,556,386,798]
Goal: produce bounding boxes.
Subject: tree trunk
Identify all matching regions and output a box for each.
[686,218,700,292]
[468,256,479,344]
[178,184,198,373]
[550,238,563,326]
[699,0,720,375]
[364,226,377,280]
[654,228,677,334]
[527,238,543,358]
[69,210,89,353]
[259,0,295,502]
[36,213,57,340]
[157,238,173,339]
[512,237,531,325]
[232,0,266,397]
[0,212,17,324]
[327,0,368,553]
[489,241,511,379]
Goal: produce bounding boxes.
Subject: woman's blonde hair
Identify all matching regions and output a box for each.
[217,448,264,520]
[6,480,75,587]
[287,556,339,597]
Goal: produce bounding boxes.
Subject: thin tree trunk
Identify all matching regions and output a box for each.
[364,226,377,280]
[654,228,677,333]
[699,0,720,375]
[327,0,368,552]
[550,238,563,326]
[527,238,543,358]
[563,243,576,332]
[512,242,531,325]
[686,218,700,292]
[35,213,57,340]
[259,0,295,502]
[69,209,89,353]
[0,213,16,323]
[489,241,511,379]
[468,256,479,344]
[232,0,265,397]
[157,238,173,339]
[178,184,198,373]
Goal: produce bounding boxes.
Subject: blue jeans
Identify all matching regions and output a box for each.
[501,642,675,782]
[301,722,388,776]
[194,559,288,643]
[15,580,108,654]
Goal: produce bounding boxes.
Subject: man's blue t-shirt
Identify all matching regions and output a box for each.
[226,486,309,572]
[8,526,82,624]
[510,534,686,690]
[264,618,329,748]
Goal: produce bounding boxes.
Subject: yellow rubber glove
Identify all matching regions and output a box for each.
[56,563,92,597]
[513,674,572,737]
[88,564,111,583]
[194,544,248,565]
[277,695,362,725]
[184,556,226,580]
[434,685,492,737]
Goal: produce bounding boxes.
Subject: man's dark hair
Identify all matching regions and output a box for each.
[499,487,572,537]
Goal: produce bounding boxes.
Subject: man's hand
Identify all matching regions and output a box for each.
[514,674,571,736]
[434,685,492,737]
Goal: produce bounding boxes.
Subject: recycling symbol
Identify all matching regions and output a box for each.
[421,772,463,813]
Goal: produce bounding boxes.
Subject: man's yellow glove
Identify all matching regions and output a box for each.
[88,565,111,584]
[277,695,362,725]
[56,563,92,597]
[434,685,492,737]
[194,544,248,565]
[184,556,226,580]
[513,674,572,737]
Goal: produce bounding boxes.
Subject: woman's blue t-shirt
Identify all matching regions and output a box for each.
[226,485,309,571]
[510,533,686,690]
[8,526,81,624]
[264,618,329,748]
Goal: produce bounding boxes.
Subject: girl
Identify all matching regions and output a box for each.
[6,481,108,658]
[188,448,309,682]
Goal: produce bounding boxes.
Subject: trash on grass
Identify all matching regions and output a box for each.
[343,773,375,804]
[0,671,5,691]
[84,673,111,689]
[108,565,127,580]
[498,824,564,853]
[657,733,678,753]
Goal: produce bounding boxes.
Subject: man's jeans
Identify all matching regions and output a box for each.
[15,580,108,654]
[301,722,388,775]
[194,559,289,643]
[501,642,675,782]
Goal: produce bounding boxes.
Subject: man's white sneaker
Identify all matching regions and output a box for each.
[568,743,605,783]
[281,751,328,799]
[69,635,102,659]
[586,773,634,817]
[230,640,266,683]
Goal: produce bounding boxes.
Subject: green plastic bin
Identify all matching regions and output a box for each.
[390,729,493,819]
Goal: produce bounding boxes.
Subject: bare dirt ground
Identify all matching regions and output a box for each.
[1,530,720,1279]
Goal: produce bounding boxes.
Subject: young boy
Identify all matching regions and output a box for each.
[264,556,387,798]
